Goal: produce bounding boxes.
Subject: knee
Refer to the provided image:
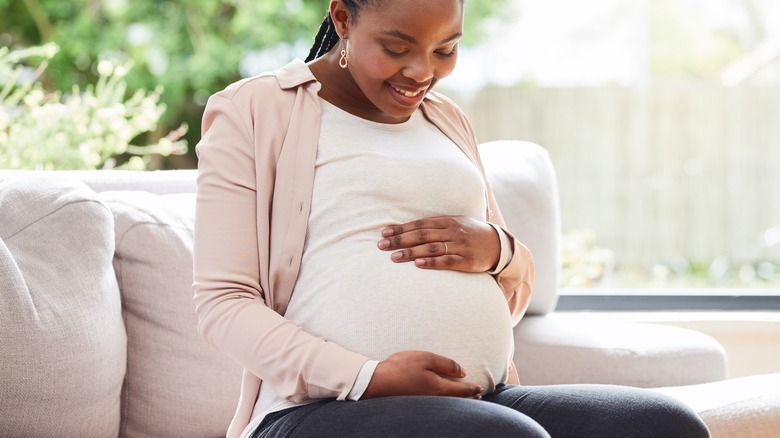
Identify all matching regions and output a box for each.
[634,392,710,438]
[438,399,551,438]
[472,409,551,438]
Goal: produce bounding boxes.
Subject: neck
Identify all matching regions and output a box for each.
[308,50,410,124]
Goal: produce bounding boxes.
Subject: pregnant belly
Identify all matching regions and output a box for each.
[285,249,515,393]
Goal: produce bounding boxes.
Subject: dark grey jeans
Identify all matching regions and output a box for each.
[250,384,710,437]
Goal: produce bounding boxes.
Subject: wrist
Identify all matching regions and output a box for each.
[486,223,513,274]
[361,360,387,400]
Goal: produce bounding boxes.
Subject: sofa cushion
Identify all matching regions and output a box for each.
[99,191,241,438]
[0,177,126,437]
[514,314,728,387]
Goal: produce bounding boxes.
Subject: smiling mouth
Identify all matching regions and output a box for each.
[390,84,425,98]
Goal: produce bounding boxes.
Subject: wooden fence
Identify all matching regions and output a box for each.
[449,86,780,272]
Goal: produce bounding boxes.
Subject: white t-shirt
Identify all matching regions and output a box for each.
[250,99,514,426]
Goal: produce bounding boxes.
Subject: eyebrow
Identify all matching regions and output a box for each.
[380,30,463,45]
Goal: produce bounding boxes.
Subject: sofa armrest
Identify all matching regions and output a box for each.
[479,141,561,315]
[652,374,780,437]
[514,314,728,388]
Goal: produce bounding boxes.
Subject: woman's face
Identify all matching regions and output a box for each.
[333,0,464,123]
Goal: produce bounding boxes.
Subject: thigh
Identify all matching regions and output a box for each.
[253,396,551,438]
[483,384,709,438]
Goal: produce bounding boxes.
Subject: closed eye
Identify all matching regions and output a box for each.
[436,46,458,57]
[384,46,408,57]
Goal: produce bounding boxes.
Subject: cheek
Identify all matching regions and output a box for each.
[437,55,458,78]
[349,46,386,74]
[360,52,400,80]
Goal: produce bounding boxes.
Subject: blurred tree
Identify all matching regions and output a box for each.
[0,0,508,168]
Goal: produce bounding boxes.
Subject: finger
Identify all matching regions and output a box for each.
[390,241,449,262]
[435,378,484,398]
[425,353,467,378]
[381,217,450,238]
[378,229,447,251]
[414,255,459,269]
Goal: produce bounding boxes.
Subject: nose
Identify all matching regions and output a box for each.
[402,55,435,84]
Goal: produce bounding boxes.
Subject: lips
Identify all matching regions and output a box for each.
[387,83,428,106]
[390,85,424,98]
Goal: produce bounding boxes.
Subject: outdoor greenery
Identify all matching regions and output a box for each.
[0,0,509,168]
[562,229,779,289]
[0,43,186,170]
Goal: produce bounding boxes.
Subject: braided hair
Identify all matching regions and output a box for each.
[305,1,371,62]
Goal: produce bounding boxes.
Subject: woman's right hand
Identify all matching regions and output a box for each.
[360,351,484,400]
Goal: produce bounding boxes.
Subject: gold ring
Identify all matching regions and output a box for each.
[443,242,448,255]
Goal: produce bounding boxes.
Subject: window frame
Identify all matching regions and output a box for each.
[555,288,780,311]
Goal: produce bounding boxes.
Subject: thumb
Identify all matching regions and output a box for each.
[426,353,467,379]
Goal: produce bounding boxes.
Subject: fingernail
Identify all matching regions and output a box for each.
[377,239,390,249]
[391,252,403,261]
[477,387,484,394]
[382,228,395,237]
[415,259,426,267]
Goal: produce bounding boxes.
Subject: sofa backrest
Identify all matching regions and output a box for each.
[0,169,197,195]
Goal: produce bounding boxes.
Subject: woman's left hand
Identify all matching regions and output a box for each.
[377,216,500,273]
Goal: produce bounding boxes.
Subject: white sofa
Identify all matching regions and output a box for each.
[1,140,778,437]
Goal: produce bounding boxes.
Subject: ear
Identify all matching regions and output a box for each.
[329,0,352,40]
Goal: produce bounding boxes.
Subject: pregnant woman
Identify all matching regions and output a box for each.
[193,0,710,437]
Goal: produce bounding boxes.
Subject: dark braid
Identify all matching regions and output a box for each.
[305,13,336,62]
[305,1,366,62]
[321,18,341,58]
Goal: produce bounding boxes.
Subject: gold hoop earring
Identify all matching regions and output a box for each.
[339,48,348,69]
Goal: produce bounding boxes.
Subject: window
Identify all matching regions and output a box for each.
[441,0,780,307]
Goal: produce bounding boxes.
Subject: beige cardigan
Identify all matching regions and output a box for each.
[193,59,535,438]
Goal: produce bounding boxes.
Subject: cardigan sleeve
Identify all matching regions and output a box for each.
[486,187,535,326]
[192,91,368,403]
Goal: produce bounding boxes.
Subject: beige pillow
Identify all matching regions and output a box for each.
[99,191,241,438]
[0,177,126,437]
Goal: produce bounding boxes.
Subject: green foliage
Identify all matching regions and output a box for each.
[0,0,509,167]
[0,43,186,170]
[560,229,780,288]
[649,256,779,288]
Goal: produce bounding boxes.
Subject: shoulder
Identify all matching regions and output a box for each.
[421,90,477,146]
[423,91,473,131]
[213,74,284,102]
[207,59,318,111]
[423,90,468,118]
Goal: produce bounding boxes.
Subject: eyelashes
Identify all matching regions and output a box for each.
[437,47,458,57]
[382,46,458,58]
[383,47,406,57]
